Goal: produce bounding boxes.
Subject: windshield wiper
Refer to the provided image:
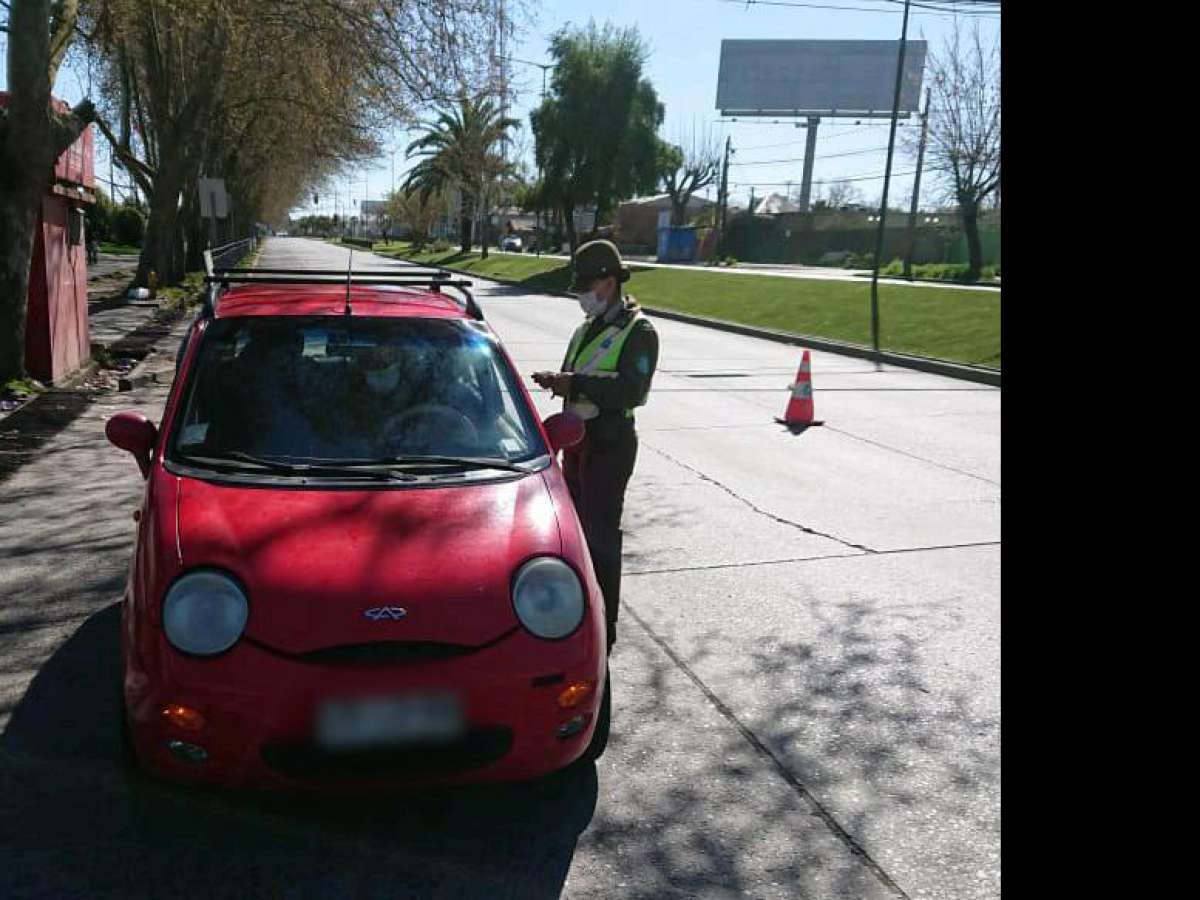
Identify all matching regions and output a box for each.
[382,454,535,474]
[179,451,418,481]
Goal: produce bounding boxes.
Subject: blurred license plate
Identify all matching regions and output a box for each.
[317,693,463,750]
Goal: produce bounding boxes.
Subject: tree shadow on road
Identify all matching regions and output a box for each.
[599,581,1001,899]
[0,603,598,900]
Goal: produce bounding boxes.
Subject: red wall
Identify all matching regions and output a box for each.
[25,196,91,383]
[0,92,96,383]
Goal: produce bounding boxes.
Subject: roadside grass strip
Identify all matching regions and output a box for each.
[373,242,1000,367]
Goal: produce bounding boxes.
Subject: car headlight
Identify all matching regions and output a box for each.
[512,557,585,639]
[162,570,249,655]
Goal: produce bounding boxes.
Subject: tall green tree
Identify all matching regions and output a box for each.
[531,22,664,251]
[403,92,517,254]
[0,0,95,383]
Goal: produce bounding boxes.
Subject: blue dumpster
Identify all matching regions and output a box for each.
[656,226,698,263]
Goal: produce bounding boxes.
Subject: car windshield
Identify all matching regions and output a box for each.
[169,316,546,469]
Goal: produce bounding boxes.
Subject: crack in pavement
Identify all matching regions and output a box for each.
[643,443,877,553]
[822,425,1001,487]
[622,602,911,900]
[624,540,1001,577]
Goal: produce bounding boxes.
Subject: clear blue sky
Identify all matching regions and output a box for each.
[1,0,1000,219]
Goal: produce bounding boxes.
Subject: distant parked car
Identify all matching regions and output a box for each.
[500,235,523,252]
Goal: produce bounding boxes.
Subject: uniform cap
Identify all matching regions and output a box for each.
[570,239,631,290]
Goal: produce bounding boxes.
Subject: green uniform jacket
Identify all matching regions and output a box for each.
[560,297,659,442]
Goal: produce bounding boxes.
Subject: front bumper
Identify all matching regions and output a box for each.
[124,624,605,793]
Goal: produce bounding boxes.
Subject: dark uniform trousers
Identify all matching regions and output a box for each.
[562,416,638,650]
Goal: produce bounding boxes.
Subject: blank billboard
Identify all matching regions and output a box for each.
[716,40,927,117]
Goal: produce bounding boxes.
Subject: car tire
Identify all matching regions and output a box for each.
[581,669,611,763]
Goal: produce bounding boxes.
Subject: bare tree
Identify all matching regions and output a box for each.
[660,123,721,227]
[925,20,1000,280]
[0,0,96,383]
[825,178,864,210]
[84,0,502,285]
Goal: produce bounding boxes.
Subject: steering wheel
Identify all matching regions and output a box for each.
[381,403,479,452]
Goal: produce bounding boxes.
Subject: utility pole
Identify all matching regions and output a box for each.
[506,55,552,255]
[717,136,732,255]
[869,0,913,358]
[903,86,932,279]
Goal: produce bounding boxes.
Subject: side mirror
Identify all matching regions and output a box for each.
[542,412,584,453]
[106,411,158,477]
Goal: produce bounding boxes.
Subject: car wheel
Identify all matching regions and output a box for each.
[581,669,611,763]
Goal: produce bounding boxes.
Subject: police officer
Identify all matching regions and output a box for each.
[532,240,658,653]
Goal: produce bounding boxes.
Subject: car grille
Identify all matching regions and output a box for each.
[296,641,477,665]
[261,727,513,782]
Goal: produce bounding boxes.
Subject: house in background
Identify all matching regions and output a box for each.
[616,193,716,250]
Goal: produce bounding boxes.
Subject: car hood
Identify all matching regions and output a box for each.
[176,473,562,654]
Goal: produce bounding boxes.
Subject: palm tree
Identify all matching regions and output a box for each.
[404,92,519,254]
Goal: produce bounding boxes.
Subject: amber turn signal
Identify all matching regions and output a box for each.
[556,680,594,709]
[161,704,206,732]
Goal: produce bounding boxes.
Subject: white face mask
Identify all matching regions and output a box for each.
[578,289,607,318]
[365,361,403,395]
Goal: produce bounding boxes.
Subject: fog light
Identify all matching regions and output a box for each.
[161,704,205,732]
[556,715,586,739]
[166,740,208,764]
[556,680,594,709]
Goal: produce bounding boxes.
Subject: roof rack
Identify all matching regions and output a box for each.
[201,268,483,321]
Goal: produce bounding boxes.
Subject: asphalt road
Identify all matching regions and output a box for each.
[0,237,1000,899]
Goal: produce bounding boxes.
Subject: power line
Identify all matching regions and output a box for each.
[730,123,902,151]
[714,0,999,16]
[729,163,953,187]
[731,145,893,165]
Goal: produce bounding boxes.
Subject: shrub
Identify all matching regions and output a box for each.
[900,262,999,283]
[110,206,146,247]
[880,258,905,276]
[430,238,452,253]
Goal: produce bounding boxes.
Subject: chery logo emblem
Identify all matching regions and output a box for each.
[364,606,408,621]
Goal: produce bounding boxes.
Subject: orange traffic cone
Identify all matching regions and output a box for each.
[776,350,824,429]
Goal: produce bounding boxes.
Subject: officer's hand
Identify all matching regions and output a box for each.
[532,371,572,397]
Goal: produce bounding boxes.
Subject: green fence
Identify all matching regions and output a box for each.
[727,218,1000,268]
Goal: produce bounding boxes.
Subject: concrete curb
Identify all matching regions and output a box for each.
[384,253,1002,388]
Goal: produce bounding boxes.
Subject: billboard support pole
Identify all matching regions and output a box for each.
[797,117,820,213]
[869,0,912,361]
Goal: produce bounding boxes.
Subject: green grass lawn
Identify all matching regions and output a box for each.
[99,243,141,255]
[372,242,1000,367]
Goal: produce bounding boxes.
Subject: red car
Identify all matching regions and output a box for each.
[105,268,608,792]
